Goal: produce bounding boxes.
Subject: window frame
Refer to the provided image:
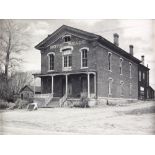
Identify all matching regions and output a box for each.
[139,70,141,81]
[47,52,55,72]
[120,58,123,75]
[79,47,89,69]
[63,35,71,43]
[108,78,113,96]
[62,47,73,71]
[108,52,112,72]
[129,62,132,78]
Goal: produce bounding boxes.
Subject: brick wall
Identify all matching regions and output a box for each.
[96,45,138,99]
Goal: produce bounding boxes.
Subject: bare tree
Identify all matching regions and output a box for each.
[0,20,30,100]
[9,72,33,94]
[0,20,29,79]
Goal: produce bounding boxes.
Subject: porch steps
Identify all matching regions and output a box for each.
[46,97,60,108]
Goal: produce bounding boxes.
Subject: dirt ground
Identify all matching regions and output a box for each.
[0,101,155,134]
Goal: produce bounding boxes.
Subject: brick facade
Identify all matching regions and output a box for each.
[34,25,152,100]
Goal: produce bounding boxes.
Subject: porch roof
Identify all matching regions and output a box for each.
[33,69,96,77]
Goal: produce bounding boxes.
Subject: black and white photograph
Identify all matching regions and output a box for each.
[0,19,155,135]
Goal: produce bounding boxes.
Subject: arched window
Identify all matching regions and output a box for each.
[120,81,124,96]
[61,47,73,71]
[47,52,55,71]
[80,47,89,68]
[63,35,71,43]
[120,58,123,75]
[108,78,113,96]
[108,52,112,71]
[129,62,132,78]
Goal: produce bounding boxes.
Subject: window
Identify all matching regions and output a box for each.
[108,78,113,95]
[129,83,132,96]
[120,58,123,75]
[139,71,141,81]
[47,52,55,71]
[143,72,145,80]
[63,55,72,67]
[120,81,124,96]
[80,47,89,68]
[129,62,132,78]
[64,35,71,43]
[108,52,112,71]
[62,48,72,70]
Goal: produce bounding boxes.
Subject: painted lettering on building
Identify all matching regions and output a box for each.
[50,40,86,49]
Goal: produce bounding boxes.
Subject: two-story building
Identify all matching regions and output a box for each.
[33,25,151,107]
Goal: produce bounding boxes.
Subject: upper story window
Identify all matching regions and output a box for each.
[139,71,141,81]
[120,58,123,75]
[61,47,73,71]
[108,78,113,96]
[64,35,71,43]
[129,62,132,78]
[108,52,112,71]
[47,52,55,71]
[120,81,124,96]
[143,72,145,80]
[80,47,89,68]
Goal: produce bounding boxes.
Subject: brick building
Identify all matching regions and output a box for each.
[33,25,152,107]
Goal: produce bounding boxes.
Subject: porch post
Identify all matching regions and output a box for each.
[87,73,90,98]
[65,74,68,97]
[94,73,96,97]
[51,75,54,97]
[33,76,36,96]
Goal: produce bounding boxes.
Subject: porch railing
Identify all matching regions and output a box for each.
[59,94,67,107]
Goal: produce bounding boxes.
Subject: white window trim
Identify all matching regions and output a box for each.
[62,34,71,43]
[47,52,55,72]
[60,46,73,53]
[61,47,73,71]
[79,47,89,69]
[108,77,113,96]
[120,81,124,97]
[108,52,112,72]
[120,58,123,75]
[62,55,72,71]
[129,62,132,78]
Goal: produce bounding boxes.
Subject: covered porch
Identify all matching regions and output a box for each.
[33,71,97,99]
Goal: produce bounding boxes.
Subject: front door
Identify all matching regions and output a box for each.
[81,76,87,93]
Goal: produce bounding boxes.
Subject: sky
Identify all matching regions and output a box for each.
[16,19,155,88]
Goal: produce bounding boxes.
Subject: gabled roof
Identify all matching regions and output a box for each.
[19,85,41,93]
[35,25,99,50]
[35,25,142,64]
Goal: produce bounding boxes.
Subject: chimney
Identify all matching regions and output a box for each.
[141,55,145,65]
[129,45,134,56]
[113,33,119,46]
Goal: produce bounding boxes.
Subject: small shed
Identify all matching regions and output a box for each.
[19,85,41,100]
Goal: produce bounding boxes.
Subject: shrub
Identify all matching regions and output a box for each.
[15,99,29,109]
[73,96,89,108]
[0,100,9,109]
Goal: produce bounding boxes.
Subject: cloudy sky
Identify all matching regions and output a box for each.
[16,19,155,88]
